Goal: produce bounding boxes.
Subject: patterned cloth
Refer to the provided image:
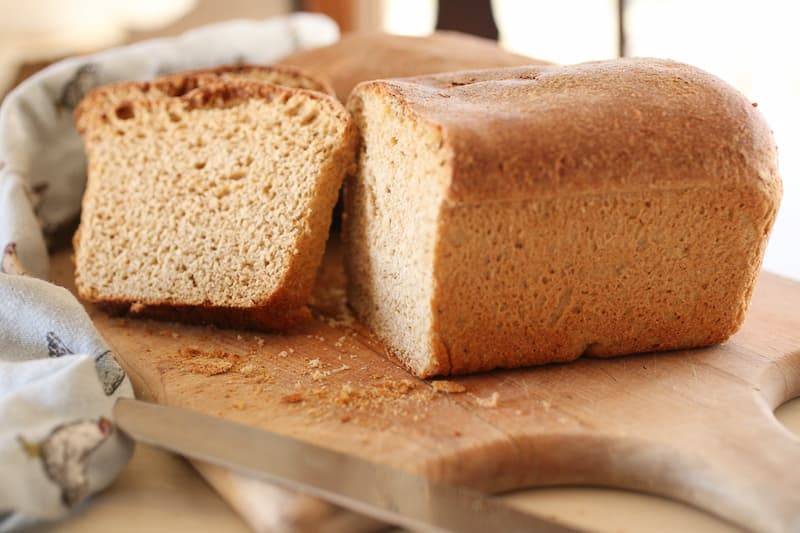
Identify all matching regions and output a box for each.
[0,13,339,530]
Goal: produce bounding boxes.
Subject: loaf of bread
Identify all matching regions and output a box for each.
[279,31,548,101]
[74,77,356,329]
[344,59,782,377]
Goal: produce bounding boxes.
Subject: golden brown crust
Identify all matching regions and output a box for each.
[87,294,311,331]
[74,64,334,134]
[76,78,350,140]
[279,30,549,101]
[351,59,781,206]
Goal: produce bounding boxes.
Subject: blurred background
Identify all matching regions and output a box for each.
[1,0,796,279]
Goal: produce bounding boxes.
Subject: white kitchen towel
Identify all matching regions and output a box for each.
[0,13,339,531]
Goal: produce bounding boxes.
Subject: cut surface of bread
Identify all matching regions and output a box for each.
[279,30,549,101]
[74,79,356,329]
[345,59,782,377]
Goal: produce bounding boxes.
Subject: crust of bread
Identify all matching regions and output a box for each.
[352,59,781,205]
[89,291,311,331]
[279,30,549,101]
[188,63,335,95]
[74,65,336,134]
[74,78,356,330]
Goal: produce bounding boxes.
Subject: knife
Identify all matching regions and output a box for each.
[113,398,578,533]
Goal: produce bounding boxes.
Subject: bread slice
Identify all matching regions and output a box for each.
[74,79,356,329]
[345,59,782,377]
[279,31,550,101]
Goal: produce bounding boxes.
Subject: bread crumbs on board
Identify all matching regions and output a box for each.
[172,347,272,382]
[238,363,257,376]
[476,392,500,408]
[431,380,466,394]
[175,347,240,376]
[282,393,304,403]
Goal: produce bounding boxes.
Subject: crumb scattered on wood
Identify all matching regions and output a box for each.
[176,347,240,376]
[476,392,500,408]
[308,358,321,368]
[194,359,233,376]
[431,380,466,394]
[277,350,289,358]
[172,347,273,382]
[336,383,354,404]
[238,363,257,376]
[333,379,420,409]
[282,393,304,404]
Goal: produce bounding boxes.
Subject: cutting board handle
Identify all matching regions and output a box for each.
[659,396,800,533]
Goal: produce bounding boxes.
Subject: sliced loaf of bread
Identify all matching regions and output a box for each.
[345,59,781,377]
[74,78,356,329]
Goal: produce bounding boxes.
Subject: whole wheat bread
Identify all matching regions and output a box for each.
[344,59,782,377]
[74,78,356,329]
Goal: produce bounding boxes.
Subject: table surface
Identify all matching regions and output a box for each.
[28,397,800,532]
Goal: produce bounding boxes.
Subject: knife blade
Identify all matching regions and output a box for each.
[113,398,578,533]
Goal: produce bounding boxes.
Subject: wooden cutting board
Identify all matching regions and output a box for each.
[51,241,800,533]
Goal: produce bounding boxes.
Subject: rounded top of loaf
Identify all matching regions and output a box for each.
[279,30,549,101]
[184,63,335,96]
[349,58,781,205]
[74,73,348,138]
[72,64,334,133]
